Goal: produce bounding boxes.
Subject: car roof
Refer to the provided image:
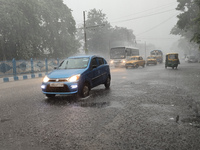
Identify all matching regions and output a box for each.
[166,53,178,55]
[130,56,141,58]
[68,55,103,59]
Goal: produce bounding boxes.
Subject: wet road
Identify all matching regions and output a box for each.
[0,62,200,150]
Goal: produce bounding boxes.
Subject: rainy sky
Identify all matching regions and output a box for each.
[63,0,180,52]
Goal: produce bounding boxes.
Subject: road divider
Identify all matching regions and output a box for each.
[0,72,46,83]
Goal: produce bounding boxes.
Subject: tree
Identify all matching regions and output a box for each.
[171,0,200,47]
[109,26,136,47]
[0,0,79,60]
[39,0,79,58]
[85,9,111,56]
[77,9,136,57]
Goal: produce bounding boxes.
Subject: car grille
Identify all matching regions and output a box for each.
[46,85,70,92]
[49,79,68,82]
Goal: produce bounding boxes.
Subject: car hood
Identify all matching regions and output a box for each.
[147,59,156,61]
[126,60,138,63]
[47,69,86,78]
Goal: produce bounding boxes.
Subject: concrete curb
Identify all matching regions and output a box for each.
[0,72,46,83]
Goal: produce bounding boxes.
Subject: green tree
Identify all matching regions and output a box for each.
[85,9,111,56]
[171,0,200,47]
[78,9,136,57]
[39,0,79,58]
[109,26,136,47]
[0,0,79,60]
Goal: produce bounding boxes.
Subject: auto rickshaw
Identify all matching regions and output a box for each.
[165,53,180,69]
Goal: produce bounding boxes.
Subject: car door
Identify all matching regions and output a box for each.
[140,57,144,65]
[96,57,107,84]
[89,57,100,87]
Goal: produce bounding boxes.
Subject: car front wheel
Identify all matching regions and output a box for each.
[80,83,90,98]
[104,77,111,89]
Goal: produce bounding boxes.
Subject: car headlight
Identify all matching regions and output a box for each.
[68,74,80,82]
[122,60,126,63]
[43,76,49,83]
[110,60,114,64]
[43,75,50,83]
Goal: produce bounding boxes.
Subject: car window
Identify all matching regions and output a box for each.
[58,57,89,69]
[169,55,175,59]
[90,58,98,68]
[131,57,136,60]
[97,57,104,66]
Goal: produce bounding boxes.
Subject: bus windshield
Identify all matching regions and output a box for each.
[110,48,125,59]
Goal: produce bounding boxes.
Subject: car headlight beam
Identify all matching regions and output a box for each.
[43,76,50,83]
[68,74,80,82]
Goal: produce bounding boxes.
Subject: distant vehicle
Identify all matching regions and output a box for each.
[110,46,139,67]
[146,56,157,65]
[125,56,145,69]
[165,53,180,69]
[185,55,198,63]
[150,50,163,63]
[41,55,111,98]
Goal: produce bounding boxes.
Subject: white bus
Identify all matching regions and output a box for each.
[110,46,139,67]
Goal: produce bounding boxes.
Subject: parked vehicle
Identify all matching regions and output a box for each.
[165,53,180,69]
[125,56,145,69]
[41,55,111,98]
[146,56,157,65]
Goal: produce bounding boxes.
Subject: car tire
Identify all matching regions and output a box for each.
[136,64,139,68]
[80,83,90,98]
[46,94,55,98]
[104,76,111,89]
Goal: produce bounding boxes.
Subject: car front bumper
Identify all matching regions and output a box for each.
[41,82,79,95]
[125,63,136,67]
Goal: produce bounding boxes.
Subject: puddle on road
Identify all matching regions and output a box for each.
[79,101,110,108]
[71,101,124,109]
[140,103,173,113]
[0,118,11,123]
[106,101,124,109]
[181,116,200,128]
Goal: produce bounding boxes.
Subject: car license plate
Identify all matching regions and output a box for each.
[50,83,64,87]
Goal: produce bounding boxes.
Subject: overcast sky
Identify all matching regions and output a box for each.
[63,0,180,52]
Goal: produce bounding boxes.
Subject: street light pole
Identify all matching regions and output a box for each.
[145,41,146,59]
[83,11,88,54]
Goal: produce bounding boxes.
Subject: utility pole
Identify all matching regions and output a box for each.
[82,11,105,54]
[145,41,146,59]
[83,11,88,54]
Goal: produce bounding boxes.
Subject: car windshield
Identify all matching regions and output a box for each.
[147,57,155,59]
[58,57,89,69]
[169,54,178,59]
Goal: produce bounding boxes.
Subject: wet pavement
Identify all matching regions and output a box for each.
[0,62,200,150]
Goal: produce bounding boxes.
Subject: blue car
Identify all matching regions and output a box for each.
[41,55,111,98]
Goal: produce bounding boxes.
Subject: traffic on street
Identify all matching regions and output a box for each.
[0,62,200,150]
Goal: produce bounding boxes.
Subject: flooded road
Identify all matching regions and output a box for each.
[0,62,200,150]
